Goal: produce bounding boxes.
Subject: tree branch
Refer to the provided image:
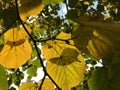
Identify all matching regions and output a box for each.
[15,0,61,89]
[39,75,46,90]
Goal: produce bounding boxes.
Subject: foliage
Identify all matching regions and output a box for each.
[0,0,120,90]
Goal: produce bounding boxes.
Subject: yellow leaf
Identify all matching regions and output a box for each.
[42,32,86,89]
[73,22,120,60]
[19,0,44,21]
[4,26,31,42]
[38,78,54,90]
[0,40,32,68]
[42,32,75,60]
[56,31,71,40]
[47,48,86,90]
[19,82,38,90]
[56,31,74,45]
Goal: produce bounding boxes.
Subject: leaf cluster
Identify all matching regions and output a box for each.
[0,0,120,90]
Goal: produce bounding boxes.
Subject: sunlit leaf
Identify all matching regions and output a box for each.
[88,68,111,90]
[42,32,86,89]
[0,65,8,90]
[19,82,38,90]
[0,25,32,68]
[56,31,73,41]
[38,78,54,90]
[42,32,75,60]
[73,22,120,60]
[19,0,44,21]
[42,0,64,5]
[4,26,31,42]
[47,48,86,90]
[0,40,32,68]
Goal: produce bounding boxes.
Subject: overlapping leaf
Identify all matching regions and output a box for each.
[4,26,31,42]
[19,0,44,21]
[0,27,32,68]
[0,40,32,68]
[42,32,74,60]
[73,22,120,60]
[42,32,86,89]
[47,48,86,90]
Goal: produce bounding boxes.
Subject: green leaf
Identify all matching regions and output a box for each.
[42,0,64,5]
[88,68,111,90]
[0,65,8,90]
[3,6,17,27]
[32,59,41,67]
[27,66,37,77]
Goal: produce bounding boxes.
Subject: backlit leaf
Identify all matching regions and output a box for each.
[4,26,31,42]
[0,40,32,68]
[47,48,86,90]
[0,25,32,68]
[73,22,120,60]
[19,0,44,21]
[56,31,74,45]
[38,78,54,90]
[42,32,86,89]
[0,65,8,90]
[19,82,38,90]
[42,32,75,60]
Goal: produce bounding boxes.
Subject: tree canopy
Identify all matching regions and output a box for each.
[0,0,120,90]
